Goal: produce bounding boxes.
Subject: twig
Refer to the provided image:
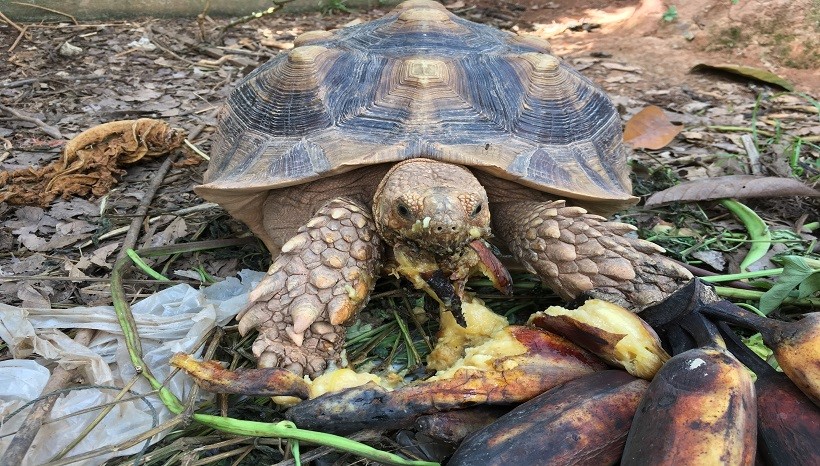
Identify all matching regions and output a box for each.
[115,123,207,262]
[117,155,178,260]
[0,330,94,466]
[0,103,63,139]
[0,275,199,284]
[218,0,296,37]
[0,9,24,32]
[143,24,199,66]
[741,134,762,175]
[8,24,28,52]
[1,74,106,88]
[10,1,78,25]
[78,202,221,248]
[184,138,210,160]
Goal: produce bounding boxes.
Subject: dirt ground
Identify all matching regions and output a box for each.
[2,0,817,310]
[0,0,818,330]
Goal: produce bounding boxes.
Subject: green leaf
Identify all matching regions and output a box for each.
[798,271,820,298]
[662,5,678,22]
[720,199,771,272]
[758,256,818,314]
[742,333,779,370]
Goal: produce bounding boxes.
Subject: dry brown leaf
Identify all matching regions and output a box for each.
[690,63,794,91]
[0,119,185,207]
[623,106,683,150]
[645,175,820,206]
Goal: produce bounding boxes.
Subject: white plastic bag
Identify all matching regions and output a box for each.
[0,270,264,465]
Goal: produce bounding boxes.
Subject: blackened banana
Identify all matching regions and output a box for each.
[449,370,648,466]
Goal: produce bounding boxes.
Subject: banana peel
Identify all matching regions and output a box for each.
[529,299,670,379]
[414,407,509,444]
[173,298,605,434]
[170,353,311,399]
[286,324,606,434]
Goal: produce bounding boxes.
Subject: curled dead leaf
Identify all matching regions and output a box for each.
[690,63,794,91]
[645,175,820,206]
[0,118,185,207]
[623,105,683,150]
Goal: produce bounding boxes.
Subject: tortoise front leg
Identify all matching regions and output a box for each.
[493,200,692,310]
[238,197,383,377]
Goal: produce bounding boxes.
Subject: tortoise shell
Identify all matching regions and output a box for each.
[197,0,636,215]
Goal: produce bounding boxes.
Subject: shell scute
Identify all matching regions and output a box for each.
[198,0,635,211]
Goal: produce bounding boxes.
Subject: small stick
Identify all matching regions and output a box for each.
[0,103,63,139]
[10,1,78,25]
[8,24,29,53]
[115,123,207,261]
[143,24,199,66]
[1,75,106,88]
[741,134,762,175]
[219,0,296,35]
[0,9,25,32]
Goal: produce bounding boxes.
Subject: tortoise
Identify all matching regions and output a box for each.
[196,0,692,376]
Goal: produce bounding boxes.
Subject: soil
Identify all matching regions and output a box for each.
[470,0,820,94]
[0,1,817,320]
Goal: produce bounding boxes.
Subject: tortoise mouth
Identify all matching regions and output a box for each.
[397,222,491,257]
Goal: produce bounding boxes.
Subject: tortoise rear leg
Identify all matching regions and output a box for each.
[238,197,383,377]
[493,200,692,310]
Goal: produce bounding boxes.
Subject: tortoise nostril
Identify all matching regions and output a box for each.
[451,226,457,231]
[436,226,443,232]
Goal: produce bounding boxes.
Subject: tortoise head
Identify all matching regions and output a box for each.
[372,158,491,255]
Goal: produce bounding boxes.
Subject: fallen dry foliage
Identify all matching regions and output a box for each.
[645,175,820,206]
[690,63,795,92]
[0,119,185,206]
[623,105,683,150]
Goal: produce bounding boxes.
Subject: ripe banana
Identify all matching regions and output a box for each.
[703,302,820,407]
[718,322,820,466]
[449,370,648,466]
[621,321,756,466]
[286,325,605,433]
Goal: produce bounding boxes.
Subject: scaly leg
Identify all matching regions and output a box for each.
[493,200,691,310]
[238,198,383,376]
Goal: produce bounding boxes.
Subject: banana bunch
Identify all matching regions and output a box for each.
[447,280,819,466]
[172,280,819,465]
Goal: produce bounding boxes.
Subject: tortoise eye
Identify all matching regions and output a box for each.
[396,202,413,219]
[470,202,483,217]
